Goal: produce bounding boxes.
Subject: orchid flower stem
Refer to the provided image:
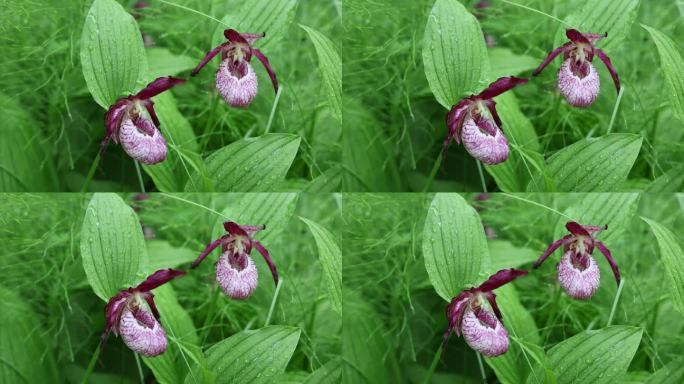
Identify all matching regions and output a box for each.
[80,345,100,384]
[500,193,576,221]
[421,344,443,384]
[499,0,577,28]
[476,351,488,384]
[134,352,144,383]
[607,86,625,134]
[265,85,283,134]
[422,152,443,192]
[134,160,145,193]
[607,278,625,326]
[158,0,228,26]
[265,278,283,327]
[81,152,100,193]
[476,160,488,193]
[159,193,228,218]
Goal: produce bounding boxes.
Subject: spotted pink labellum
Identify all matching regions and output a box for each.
[192,28,278,107]
[101,269,186,357]
[444,77,528,165]
[443,269,528,357]
[192,221,278,300]
[533,29,620,108]
[533,221,620,300]
[101,77,185,164]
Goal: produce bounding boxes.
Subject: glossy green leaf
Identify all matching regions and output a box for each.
[646,164,684,192]
[0,286,58,383]
[527,326,642,384]
[300,217,343,314]
[422,0,490,108]
[488,240,539,273]
[80,0,147,108]
[0,95,57,191]
[423,193,490,301]
[643,25,684,125]
[213,0,298,49]
[185,134,301,192]
[300,25,342,123]
[528,134,643,192]
[642,218,684,317]
[644,356,684,384]
[146,47,196,79]
[190,326,300,384]
[80,193,145,301]
[488,48,539,80]
[304,166,342,193]
[146,240,197,271]
[303,358,342,384]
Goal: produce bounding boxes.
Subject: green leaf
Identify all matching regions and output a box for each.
[488,240,539,273]
[146,240,197,271]
[80,0,147,108]
[643,25,684,126]
[0,286,58,383]
[646,164,684,192]
[300,217,343,314]
[300,25,342,123]
[303,358,342,384]
[0,94,57,191]
[527,326,642,384]
[80,193,146,301]
[644,356,684,384]
[146,47,196,79]
[642,218,684,318]
[422,0,490,108]
[303,166,342,193]
[488,48,539,80]
[213,0,298,49]
[528,134,643,192]
[555,0,640,52]
[189,326,300,384]
[423,193,490,301]
[185,134,301,192]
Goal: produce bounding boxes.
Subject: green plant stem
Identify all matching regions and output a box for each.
[476,160,488,193]
[422,152,443,192]
[607,278,626,326]
[476,351,488,384]
[421,344,443,384]
[265,85,284,134]
[134,160,145,193]
[607,86,625,134]
[134,352,144,384]
[265,278,283,326]
[80,346,100,384]
[81,152,100,193]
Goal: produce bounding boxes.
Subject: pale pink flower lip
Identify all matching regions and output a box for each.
[533,28,620,107]
[443,269,528,357]
[101,268,186,357]
[533,221,620,300]
[443,76,528,165]
[192,221,278,300]
[191,28,277,107]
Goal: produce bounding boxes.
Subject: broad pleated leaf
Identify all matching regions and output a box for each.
[213,0,298,49]
[300,25,342,123]
[642,218,684,318]
[528,134,642,192]
[0,94,57,191]
[300,218,342,314]
[303,358,342,384]
[146,48,196,79]
[188,326,300,384]
[644,356,684,384]
[0,286,58,383]
[185,134,301,192]
[423,193,490,301]
[554,193,640,243]
[527,326,642,384]
[488,240,539,273]
[80,0,147,108]
[146,240,197,271]
[555,0,641,52]
[643,25,684,125]
[422,0,490,108]
[80,193,145,301]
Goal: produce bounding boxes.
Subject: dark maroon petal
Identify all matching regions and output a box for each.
[132,114,158,137]
[484,291,503,321]
[224,29,249,45]
[253,240,278,286]
[473,114,499,136]
[477,76,528,100]
[252,48,278,93]
[566,29,591,45]
[532,42,572,76]
[595,241,621,286]
[443,291,472,343]
[143,292,161,321]
[135,77,186,100]
[191,43,228,76]
[443,98,471,153]
[476,268,528,292]
[583,32,608,43]
[142,100,160,127]
[101,98,131,158]
[533,237,565,268]
[192,238,222,269]
[104,290,132,336]
[594,48,621,93]
[134,268,186,292]
[224,221,250,237]
[240,32,266,45]
[485,100,502,128]
[565,221,590,237]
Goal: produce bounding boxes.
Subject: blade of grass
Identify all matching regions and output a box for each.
[264,278,283,326]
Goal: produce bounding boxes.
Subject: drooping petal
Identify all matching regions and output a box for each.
[533,237,565,268]
[119,306,168,357]
[460,307,509,357]
[224,221,249,237]
[192,238,223,269]
[566,28,591,45]
[253,240,278,286]
[191,43,228,76]
[460,117,510,165]
[565,221,591,237]
[484,291,503,321]
[216,253,259,299]
[532,42,572,76]
[484,100,502,128]
[216,59,258,107]
[595,241,621,286]
[444,291,472,341]
[557,59,600,107]
[594,48,620,93]
[224,28,250,45]
[252,48,278,93]
[135,77,186,100]
[134,268,186,293]
[444,99,471,151]
[118,117,168,164]
[477,268,528,292]
[143,292,161,320]
[104,98,131,145]
[143,100,160,127]
[557,251,600,299]
[477,76,529,100]
[103,291,132,337]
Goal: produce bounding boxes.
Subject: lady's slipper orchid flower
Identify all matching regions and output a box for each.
[533,221,620,300]
[443,269,528,357]
[191,28,278,107]
[192,221,278,300]
[101,269,186,357]
[444,76,528,165]
[101,76,185,164]
[533,29,620,108]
